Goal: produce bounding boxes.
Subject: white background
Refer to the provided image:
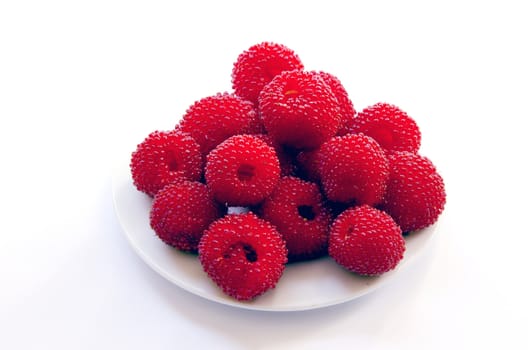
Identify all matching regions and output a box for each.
[1,1,527,349]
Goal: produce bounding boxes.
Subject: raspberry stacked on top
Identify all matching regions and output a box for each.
[129,42,446,301]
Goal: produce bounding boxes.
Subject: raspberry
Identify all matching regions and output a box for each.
[317,134,389,205]
[261,176,332,261]
[232,42,304,104]
[350,102,421,153]
[205,134,280,206]
[128,42,447,299]
[380,152,446,232]
[315,71,356,136]
[329,205,405,276]
[130,130,202,197]
[178,93,263,156]
[259,70,342,150]
[198,213,287,300]
[149,181,222,252]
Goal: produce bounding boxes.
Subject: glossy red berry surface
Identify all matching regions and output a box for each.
[380,152,446,232]
[198,213,288,300]
[150,181,222,252]
[205,134,280,206]
[315,71,356,136]
[130,130,202,197]
[178,93,262,156]
[261,176,332,261]
[317,134,389,205]
[232,42,304,104]
[350,102,421,153]
[259,70,342,150]
[329,205,405,276]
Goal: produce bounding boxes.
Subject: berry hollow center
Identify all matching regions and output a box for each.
[237,163,256,181]
[223,243,257,263]
[297,205,316,220]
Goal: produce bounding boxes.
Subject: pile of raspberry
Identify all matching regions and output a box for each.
[130,42,446,301]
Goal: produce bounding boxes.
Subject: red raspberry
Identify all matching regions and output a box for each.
[232,42,304,104]
[130,130,202,197]
[150,181,222,252]
[198,213,288,300]
[317,134,389,205]
[350,102,421,153]
[259,70,342,150]
[329,205,405,276]
[380,152,446,232]
[261,176,332,261]
[178,93,263,156]
[315,71,356,136]
[205,134,280,206]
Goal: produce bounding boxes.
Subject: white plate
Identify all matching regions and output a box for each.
[112,160,436,312]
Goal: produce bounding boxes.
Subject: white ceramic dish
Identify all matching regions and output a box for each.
[112,160,436,312]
